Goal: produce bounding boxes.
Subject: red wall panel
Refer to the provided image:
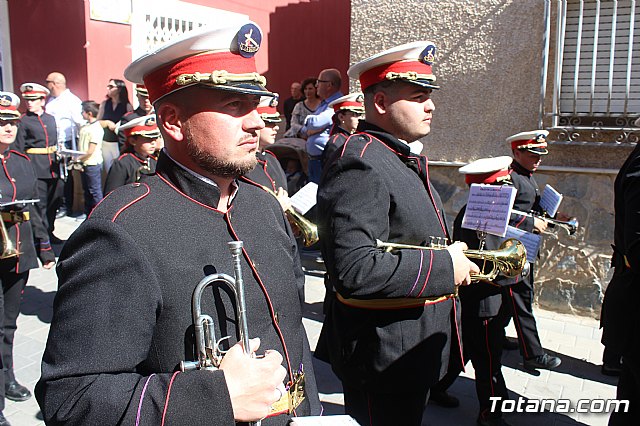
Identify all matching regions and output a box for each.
[8,0,88,100]
[83,1,133,104]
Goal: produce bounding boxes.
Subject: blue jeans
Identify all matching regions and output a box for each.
[80,165,104,215]
[308,158,323,184]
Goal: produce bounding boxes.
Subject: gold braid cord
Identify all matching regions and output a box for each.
[176,70,267,87]
[385,71,437,83]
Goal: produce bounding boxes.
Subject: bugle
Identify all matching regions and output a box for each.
[259,185,319,247]
[511,209,579,235]
[376,238,528,282]
[181,241,249,372]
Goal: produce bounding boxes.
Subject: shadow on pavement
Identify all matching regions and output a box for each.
[501,346,618,387]
[20,285,55,323]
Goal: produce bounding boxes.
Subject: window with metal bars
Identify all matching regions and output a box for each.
[546,0,640,144]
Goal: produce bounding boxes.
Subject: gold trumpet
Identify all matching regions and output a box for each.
[259,185,319,247]
[376,238,528,281]
[0,217,18,259]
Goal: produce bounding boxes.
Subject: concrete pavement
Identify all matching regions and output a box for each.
[5,216,618,425]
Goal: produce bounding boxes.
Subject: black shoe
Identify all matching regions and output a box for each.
[429,390,460,408]
[0,413,11,426]
[55,207,68,219]
[602,362,623,376]
[524,353,561,371]
[503,337,519,350]
[5,380,32,402]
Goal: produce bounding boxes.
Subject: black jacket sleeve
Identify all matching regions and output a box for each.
[35,219,236,425]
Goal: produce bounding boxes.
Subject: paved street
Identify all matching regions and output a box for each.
[5,216,618,425]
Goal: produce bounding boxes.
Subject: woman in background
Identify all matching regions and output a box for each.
[284,77,322,139]
[98,79,132,174]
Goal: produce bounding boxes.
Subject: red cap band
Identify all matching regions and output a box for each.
[257,105,278,115]
[465,169,511,185]
[510,139,548,150]
[332,101,363,112]
[143,51,258,103]
[359,60,433,91]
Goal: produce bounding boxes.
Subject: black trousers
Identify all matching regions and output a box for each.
[496,277,543,360]
[610,354,639,425]
[0,269,29,411]
[467,316,509,418]
[343,384,429,426]
[35,178,63,236]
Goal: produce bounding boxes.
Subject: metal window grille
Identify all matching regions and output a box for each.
[544,0,640,144]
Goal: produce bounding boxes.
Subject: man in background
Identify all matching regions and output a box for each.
[300,68,343,183]
[283,81,303,131]
[44,72,83,219]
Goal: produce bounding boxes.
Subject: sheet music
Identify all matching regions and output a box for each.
[290,416,360,425]
[505,225,541,263]
[540,185,563,217]
[0,199,40,207]
[290,182,318,215]
[461,184,517,237]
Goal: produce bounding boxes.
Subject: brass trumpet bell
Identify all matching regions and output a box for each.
[376,237,528,282]
[259,185,319,247]
[0,218,18,259]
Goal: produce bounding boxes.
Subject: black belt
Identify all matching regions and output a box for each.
[309,155,323,160]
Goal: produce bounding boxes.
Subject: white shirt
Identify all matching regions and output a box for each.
[45,89,84,144]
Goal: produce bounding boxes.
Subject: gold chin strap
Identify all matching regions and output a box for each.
[176,70,267,87]
[385,71,437,83]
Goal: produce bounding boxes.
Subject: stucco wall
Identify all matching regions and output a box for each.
[351,0,546,161]
[350,0,625,317]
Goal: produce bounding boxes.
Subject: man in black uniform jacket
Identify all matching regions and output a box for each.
[495,130,561,371]
[244,96,287,193]
[103,114,159,194]
[14,83,62,245]
[606,133,640,425]
[455,156,515,426]
[316,41,478,426]
[36,22,320,425]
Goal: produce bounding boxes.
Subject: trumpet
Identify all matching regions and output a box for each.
[376,237,528,282]
[511,209,579,235]
[181,241,250,372]
[0,217,18,259]
[180,241,302,423]
[259,185,319,247]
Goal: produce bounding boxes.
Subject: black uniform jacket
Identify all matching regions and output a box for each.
[244,150,287,192]
[509,159,543,232]
[0,149,54,272]
[601,143,640,356]
[453,206,503,318]
[321,125,349,171]
[103,151,157,195]
[316,121,459,390]
[36,152,320,425]
[15,111,59,179]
